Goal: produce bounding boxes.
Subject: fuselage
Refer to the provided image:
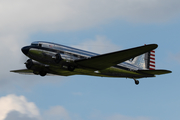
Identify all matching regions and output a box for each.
[21,41,154,78]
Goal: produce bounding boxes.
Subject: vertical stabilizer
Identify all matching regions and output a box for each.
[149,50,155,70]
[132,54,146,69]
[144,50,155,70]
[132,49,155,70]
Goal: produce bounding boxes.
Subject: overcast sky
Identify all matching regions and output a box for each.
[0,0,180,120]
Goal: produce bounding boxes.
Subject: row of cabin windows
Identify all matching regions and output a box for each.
[31,43,86,59]
[31,43,42,47]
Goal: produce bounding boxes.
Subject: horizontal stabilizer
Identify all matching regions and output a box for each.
[138,69,172,75]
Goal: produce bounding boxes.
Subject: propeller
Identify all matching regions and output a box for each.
[19,54,29,68]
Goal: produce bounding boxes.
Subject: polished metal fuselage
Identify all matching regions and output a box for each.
[22,41,154,78]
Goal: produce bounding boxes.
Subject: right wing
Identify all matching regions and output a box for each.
[75,44,158,70]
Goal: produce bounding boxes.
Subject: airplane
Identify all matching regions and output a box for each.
[11,41,171,85]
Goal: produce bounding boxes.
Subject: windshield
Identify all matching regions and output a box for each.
[31,41,39,46]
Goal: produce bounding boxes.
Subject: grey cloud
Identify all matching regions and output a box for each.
[114,0,180,23]
[5,111,39,120]
[43,106,71,120]
[1,94,152,120]
[0,94,40,120]
[0,0,180,34]
[72,35,121,54]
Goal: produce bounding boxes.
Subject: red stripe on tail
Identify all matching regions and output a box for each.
[150,57,155,60]
[149,49,155,70]
[150,61,155,64]
[150,64,155,67]
[151,51,155,53]
[150,54,155,57]
[149,68,155,70]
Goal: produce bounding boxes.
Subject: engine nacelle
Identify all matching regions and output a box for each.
[25,59,45,69]
[52,53,62,64]
[25,59,48,76]
[25,59,33,69]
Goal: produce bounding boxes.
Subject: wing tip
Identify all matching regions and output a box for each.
[164,70,172,74]
[147,44,158,50]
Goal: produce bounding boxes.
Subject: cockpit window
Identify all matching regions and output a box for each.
[31,43,38,46]
[31,41,39,46]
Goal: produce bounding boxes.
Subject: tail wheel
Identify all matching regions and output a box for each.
[135,80,139,85]
[39,71,47,77]
[133,78,139,85]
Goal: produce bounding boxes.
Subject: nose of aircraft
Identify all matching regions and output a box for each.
[21,46,30,55]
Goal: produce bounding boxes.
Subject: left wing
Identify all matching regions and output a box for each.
[11,69,35,75]
[10,69,73,76]
[75,44,158,70]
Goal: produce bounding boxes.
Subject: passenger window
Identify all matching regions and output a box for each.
[39,44,42,47]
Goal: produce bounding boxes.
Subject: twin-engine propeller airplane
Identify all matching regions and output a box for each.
[11,41,171,85]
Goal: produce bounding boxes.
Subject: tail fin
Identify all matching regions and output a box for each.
[132,49,156,70]
[145,50,155,70]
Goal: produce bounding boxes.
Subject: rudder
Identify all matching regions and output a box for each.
[145,50,155,70]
